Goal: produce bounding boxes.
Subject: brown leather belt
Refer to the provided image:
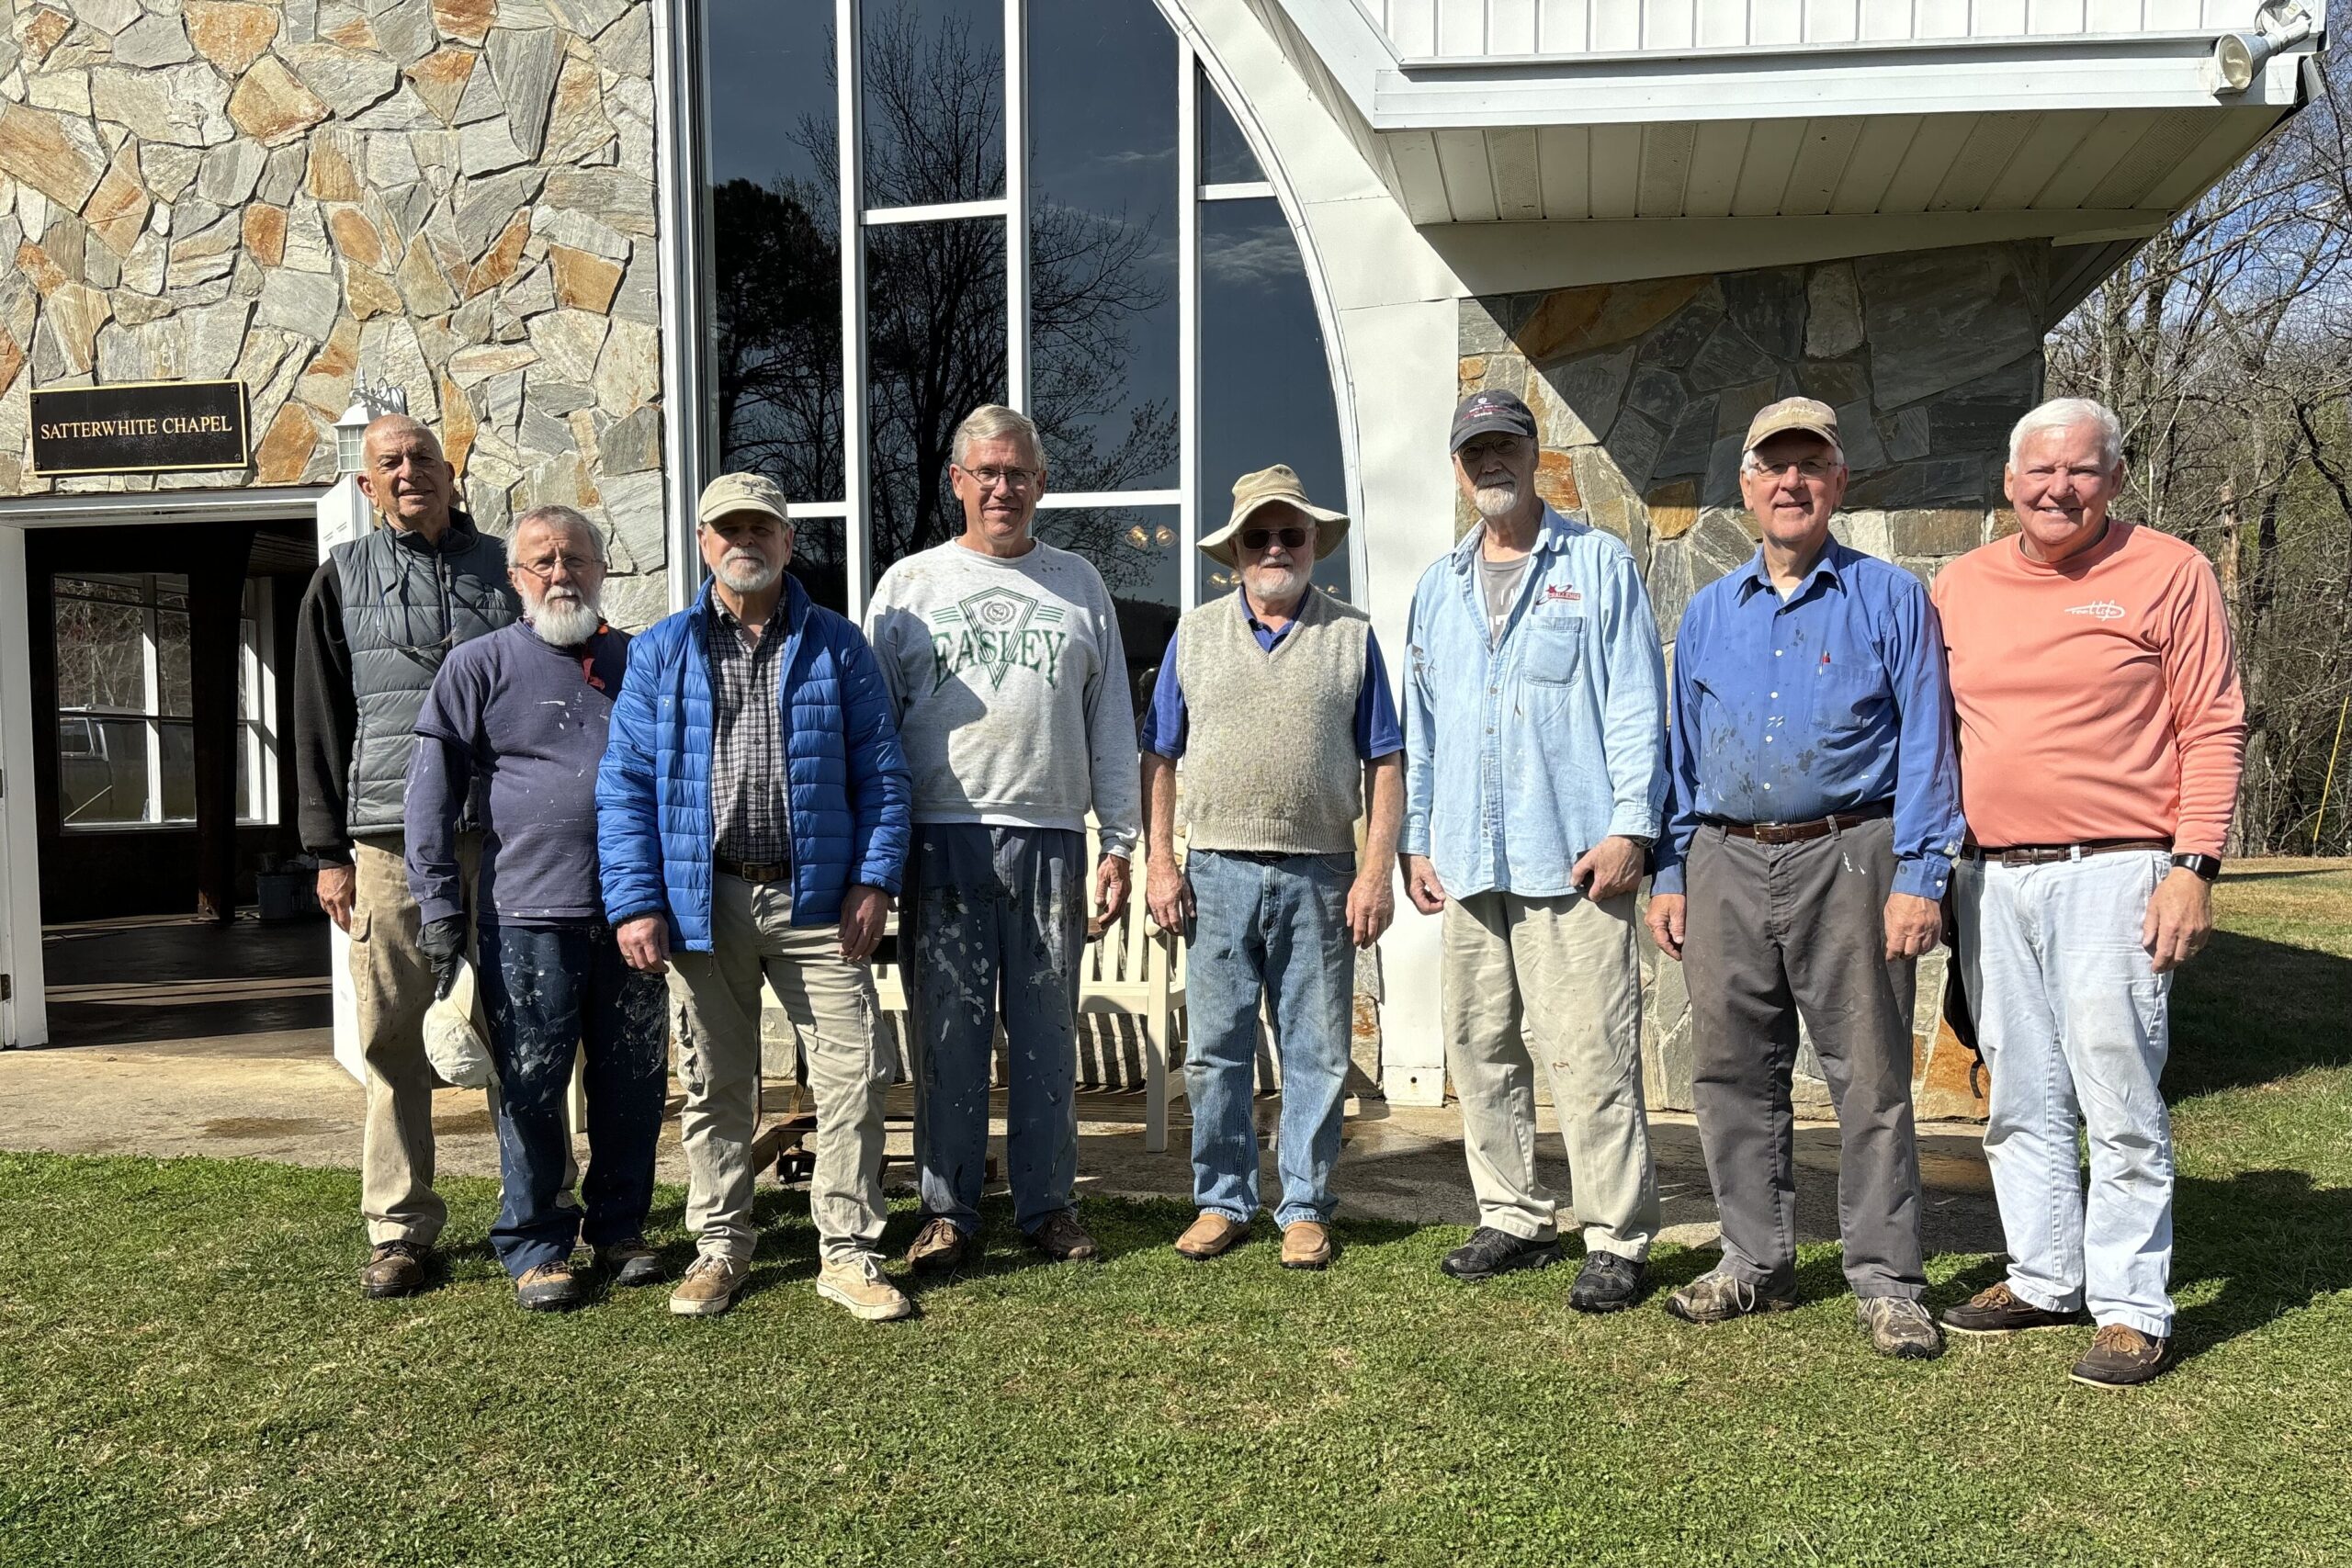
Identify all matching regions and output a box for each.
[1962,839,2171,866]
[1707,806,1890,845]
[715,854,792,884]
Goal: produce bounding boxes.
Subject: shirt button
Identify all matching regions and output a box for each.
[1775,649,1783,657]
[1762,782,1771,790]
[1765,736,1773,743]
[1770,692,1778,699]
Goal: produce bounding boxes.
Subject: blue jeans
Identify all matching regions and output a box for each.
[476,923,669,1278]
[1956,850,2177,1337]
[902,824,1085,1235]
[1183,850,1356,1227]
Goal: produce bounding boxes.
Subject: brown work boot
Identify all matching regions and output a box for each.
[1281,1221,1335,1271]
[816,1255,916,1322]
[904,1216,973,1275]
[2070,1324,2172,1389]
[1174,1212,1250,1261]
[1025,1210,1100,1263]
[514,1260,584,1313]
[1940,1282,2087,1336]
[667,1253,748,1317]
[360,1239,432,1299]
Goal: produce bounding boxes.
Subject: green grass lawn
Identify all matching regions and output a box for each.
[3,866,2347,1567]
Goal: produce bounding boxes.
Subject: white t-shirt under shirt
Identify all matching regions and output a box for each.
[863,536,1142,856]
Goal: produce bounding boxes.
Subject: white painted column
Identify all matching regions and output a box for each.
[0,525,49,1048]
[316,479,374,1082]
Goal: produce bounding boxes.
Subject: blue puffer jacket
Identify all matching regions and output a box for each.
[596,575,911,948]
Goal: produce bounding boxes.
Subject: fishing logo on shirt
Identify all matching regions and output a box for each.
[928,588,1069,693]
[2064,600,2126,621]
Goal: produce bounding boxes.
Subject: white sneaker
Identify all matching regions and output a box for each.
[816,1254,914,1322]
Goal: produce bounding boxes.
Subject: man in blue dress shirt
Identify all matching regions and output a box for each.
[1646,397,1965,1359]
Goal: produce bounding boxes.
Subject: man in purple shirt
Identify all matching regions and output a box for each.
[405,504,665,1312]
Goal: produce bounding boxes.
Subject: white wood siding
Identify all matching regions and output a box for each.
[1371,0,2269,56]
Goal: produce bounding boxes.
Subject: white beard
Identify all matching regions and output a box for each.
[718,554,780,594]
[1473,480,1520,519]
[1245,563,1307,604]
[528,590,602,646]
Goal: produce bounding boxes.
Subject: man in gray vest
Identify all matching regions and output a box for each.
[1141,466,1403,1269]
[295,413,520,1299]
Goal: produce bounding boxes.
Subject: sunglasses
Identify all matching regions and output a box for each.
[1241,527,1309,551]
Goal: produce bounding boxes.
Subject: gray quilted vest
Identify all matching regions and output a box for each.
[334,511,518,838]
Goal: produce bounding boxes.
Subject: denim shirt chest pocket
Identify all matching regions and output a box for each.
[1517,609,1587,686]
[1807,652,1883,728]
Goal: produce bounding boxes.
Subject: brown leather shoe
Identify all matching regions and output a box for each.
[2070,1324,2173,1388]
[1174,1212,1250,1260]
[360,1239,432,1299]
[1025,1209,1101,1263]
[1281,1221,1334,1270]
[904,1216,972,1275]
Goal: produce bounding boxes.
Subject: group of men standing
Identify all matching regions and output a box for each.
[295,380,2241,1390]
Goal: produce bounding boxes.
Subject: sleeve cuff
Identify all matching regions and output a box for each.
[1893,856,1952,901]
[1649,863,1684,896]
[1608,807,1661,840]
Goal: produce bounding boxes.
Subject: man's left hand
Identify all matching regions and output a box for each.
[839,884,890,963]
[1096,853,1132,927]
[1883,892,1942,961]
[1570,836,1646,902]
[2143,867,2214,973]
[1347,868,1396,948]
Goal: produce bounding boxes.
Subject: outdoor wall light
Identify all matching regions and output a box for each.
[2209,2,2315,96]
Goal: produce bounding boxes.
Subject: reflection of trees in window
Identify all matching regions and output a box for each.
[711,175,842,509]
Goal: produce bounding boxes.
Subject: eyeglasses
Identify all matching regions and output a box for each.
[516,553,603,581]
[964,466,1039,492]
[1747,457,1840,480]
[1241,527,1309,551]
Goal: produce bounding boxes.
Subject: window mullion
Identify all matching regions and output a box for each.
[1003,0,1029,416]
[840,0,871,621]
[141,583,163,824]
[1177,41,1201,613]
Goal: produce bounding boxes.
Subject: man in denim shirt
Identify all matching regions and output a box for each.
[1646,398,1964,1359]
[1403,389,1668,1313]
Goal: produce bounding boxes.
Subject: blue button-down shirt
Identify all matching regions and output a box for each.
[1404,507,1668,899]
[1138,597,1403,761]
[1654,538,1964,901]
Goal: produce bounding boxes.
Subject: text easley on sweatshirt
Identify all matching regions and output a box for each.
[863,537,1141,856]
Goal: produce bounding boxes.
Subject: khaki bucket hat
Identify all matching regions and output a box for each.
[1197,464,1349,568]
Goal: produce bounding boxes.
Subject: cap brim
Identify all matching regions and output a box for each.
[696,499,789,525]
[1449,416,1535,453]
[1744,419,1839,454]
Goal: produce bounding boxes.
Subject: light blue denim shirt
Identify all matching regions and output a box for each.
[1403,506,1668,899]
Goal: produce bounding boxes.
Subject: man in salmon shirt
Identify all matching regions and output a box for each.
[1931,396,2245,1389]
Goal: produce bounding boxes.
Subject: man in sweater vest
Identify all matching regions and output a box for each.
[1139,466,1405,1269]
[1932,398,2245,1389]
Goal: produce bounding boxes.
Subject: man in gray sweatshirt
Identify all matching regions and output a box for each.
[864,404,1142,1270]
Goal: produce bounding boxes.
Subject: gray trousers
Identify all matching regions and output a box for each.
[1683,815,1927,1301]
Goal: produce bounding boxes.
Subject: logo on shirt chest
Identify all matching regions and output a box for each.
[2064,600,2126,621]
[1542,583,1582,604]
[928,588,1069,693]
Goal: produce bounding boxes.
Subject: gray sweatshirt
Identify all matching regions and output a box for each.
[864,537,1140,856]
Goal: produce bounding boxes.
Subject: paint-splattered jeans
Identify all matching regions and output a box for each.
[1182,849,1357,1228]
[476,922,669,1279]
[902,824,1086,1236]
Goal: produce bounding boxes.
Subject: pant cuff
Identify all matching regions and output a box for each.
[1851,1285,1928,1303]
[1272,1204,1334,1229]
[1584,1237,1650,1264]
[2007,1277,2082,1314]
[367,1223,442,1247]
[2098,1310,2173,1338]
[1478,1214,1555,1243]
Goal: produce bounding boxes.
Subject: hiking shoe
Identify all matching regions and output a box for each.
[2070,1325,2172,1389]
[596,1237,666,1288]
[668,1254,748,1317]
[1280,1221,1335,1271]
[1175,1212,1250,1261]
[1568,1250,1645,1314]
[1025,1210,1101,1263]
[1663,1268,1799,1324]
[904,1216,973,1275]
[1859,1296,1945,1359]
[1940,1282,2088,1337]
[360,1239,432,1299]
[1440,1226,1564,1281]
[515,1260,584,1313]
[817,1255,916,1322]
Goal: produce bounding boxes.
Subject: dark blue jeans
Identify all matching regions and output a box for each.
[476,923,669,1278]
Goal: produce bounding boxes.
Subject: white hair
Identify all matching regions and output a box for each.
[951,403,1045,470]
[2009,397,2123,469]
[506,504,605,568]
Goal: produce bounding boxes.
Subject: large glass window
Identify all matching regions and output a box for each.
[701,0,1351,673]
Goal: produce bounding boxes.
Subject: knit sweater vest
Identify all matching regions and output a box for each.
[1175,589,1367,854]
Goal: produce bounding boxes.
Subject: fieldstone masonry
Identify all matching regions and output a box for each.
[1459,240,2048,1120]
[0,0,671,627]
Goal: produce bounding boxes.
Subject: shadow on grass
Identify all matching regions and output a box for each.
[2168,930,2352,1098]
[2171,1168,2352,1363]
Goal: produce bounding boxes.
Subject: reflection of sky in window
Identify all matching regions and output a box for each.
[863,0,1004,207]
[703,3,832,190]
[1200,66,1263,185]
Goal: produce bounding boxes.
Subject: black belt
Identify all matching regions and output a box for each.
[1704,804,1891,845]
[1962,839,2170,865]
[716,854,791,884]
[1198,849,1346,865]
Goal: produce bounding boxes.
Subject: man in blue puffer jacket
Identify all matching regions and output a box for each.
[596,472,914,1322]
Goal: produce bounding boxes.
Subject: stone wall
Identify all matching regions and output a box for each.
[0,0,671,626]
[1458,240,2047,1120]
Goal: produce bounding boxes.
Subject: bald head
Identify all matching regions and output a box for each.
[355,413,457,540]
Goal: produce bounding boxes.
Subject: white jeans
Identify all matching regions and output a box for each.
[1955,849,2176,1337]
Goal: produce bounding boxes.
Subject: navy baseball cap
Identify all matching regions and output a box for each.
[1450,389,1538,453]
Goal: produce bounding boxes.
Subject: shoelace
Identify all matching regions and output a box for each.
[2090,1324,2148,1353]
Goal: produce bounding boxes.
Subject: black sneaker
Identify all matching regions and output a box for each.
[597,1237,666,1288]
[1440,1226,1564,1281]
[1940,1282,2089,1337]
[2070,1325,2172,1388]
[1567,1250,1645,1313]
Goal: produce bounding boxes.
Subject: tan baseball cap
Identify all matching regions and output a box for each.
[1743,397,1840,454]
[696,470,790,526]
[1197,464,1349,567]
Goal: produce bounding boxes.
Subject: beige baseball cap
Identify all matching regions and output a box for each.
[1197,464,1349,568]
[1743,396,1840,454]
[696,470,790,525]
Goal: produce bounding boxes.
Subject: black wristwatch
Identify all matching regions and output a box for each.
[2171,853,2222,883]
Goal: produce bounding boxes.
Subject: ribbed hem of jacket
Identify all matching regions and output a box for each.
[1185,820,1359,857]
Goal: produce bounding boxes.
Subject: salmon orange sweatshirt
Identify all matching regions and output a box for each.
[1930,521,2245,857]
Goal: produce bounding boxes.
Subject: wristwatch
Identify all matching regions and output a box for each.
[2171,853,2222,883]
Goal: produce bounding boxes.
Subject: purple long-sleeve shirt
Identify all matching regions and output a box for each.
[405,619,630,927]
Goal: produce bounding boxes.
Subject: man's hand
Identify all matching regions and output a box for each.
[1146,856,1193,937]
[1347,865,1396,948]
[1403,853,1446,916]
[1646,893,1687,961]
[1571,836,1646,902]
[317,862,356,931]
[617,914,671,975]
[839,884,889,963]
[2143,867,2214,973]
[1096,853,1132,927]
[1883,892,1942,961]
